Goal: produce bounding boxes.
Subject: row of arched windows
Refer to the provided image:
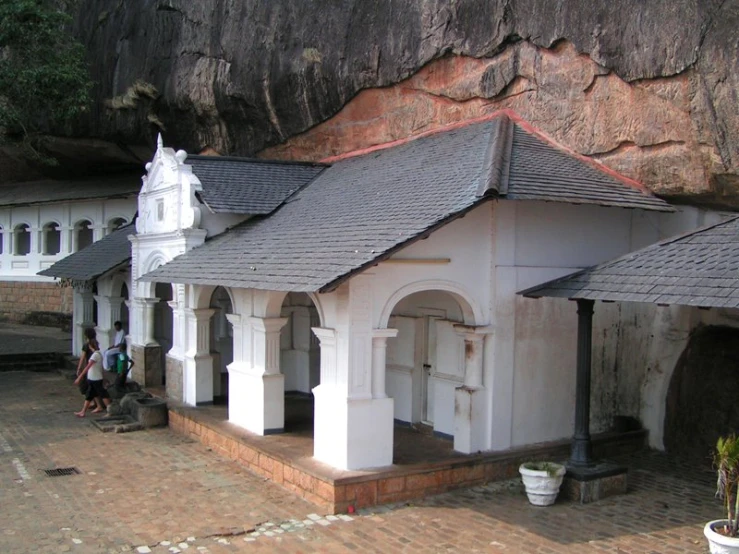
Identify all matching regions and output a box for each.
[0,217,127,256]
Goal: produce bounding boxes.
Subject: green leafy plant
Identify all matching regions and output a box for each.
[714,434,739,537]
[522,461,561,477]
[0,0,92,162]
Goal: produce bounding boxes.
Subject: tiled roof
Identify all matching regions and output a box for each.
[0,173,140,207]
[142,114,673,293]
[506,125,670,211]
[37,223,134,282]
[188,156,326,214]
[520,216,739,308]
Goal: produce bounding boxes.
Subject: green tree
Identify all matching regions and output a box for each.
[0,0,92,161]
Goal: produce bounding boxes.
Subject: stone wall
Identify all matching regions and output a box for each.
[165,355,183,402]
[0,281,72,323]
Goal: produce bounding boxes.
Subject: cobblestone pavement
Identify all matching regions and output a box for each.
[0,371,718,553]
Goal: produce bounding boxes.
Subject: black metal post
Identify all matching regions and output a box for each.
[570,299,595,467]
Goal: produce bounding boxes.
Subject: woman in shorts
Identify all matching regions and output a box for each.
[73,338,111,417]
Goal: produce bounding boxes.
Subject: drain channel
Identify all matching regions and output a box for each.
[44,467,81,477]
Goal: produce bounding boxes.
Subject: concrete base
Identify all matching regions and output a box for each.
[228,363,284,435]
[313,385,394,470]
[454,386,486,454]
[561,461,628,504]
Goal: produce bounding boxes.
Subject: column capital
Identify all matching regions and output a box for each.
[225,313,242,327]
[311,327,336,345]
[453,324,494,341]
[372,328,399,340]
[185,307,216,320]
[249,316,288,334]
[73,281,94,293]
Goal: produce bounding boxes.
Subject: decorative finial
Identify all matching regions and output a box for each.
[156,133,164,150]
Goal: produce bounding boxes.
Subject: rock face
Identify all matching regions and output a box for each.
[15,1,739,204]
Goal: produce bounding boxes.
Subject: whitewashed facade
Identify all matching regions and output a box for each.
[107,138,729,471]
[0,199,134,281]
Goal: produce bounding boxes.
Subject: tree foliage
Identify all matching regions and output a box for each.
[0,0,92,159]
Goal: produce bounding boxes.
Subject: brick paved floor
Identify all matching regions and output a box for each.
[0,371,718,553]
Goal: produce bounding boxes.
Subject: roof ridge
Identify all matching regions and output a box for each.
[188,154,328,167]
[320,109,518,164]
[507,115,653,195]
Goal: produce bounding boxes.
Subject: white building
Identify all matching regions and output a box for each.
[0,174,138,325]
[41,112,729,473]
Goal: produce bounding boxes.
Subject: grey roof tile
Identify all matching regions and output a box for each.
[143,114,673,292]
[189,156,326,214]
[37,223,134,282]
[0,173,140,207]
[521,216,739,308]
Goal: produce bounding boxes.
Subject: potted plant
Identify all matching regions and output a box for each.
[705,434,739,553]
[519,461,566,506]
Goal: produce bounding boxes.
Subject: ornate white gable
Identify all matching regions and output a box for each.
[136,135,202,235]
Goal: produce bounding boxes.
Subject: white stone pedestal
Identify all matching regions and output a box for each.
[228,364,285,435]
[313,385,394,470]
[454,385,487,454]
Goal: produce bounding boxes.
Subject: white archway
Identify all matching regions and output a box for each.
[378,279,483,329]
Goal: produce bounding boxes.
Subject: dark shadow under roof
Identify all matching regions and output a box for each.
[0,173,140,207]
[189,156,326,214]
[520,216,739,309]
[38,223,134,282]
[142,113,673,293]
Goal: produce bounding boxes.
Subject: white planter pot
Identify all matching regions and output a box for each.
[704,520,739,554]
[519,462,566,506]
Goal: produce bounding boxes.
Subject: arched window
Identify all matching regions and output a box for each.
[14,224,30,255]
[75,220,93,251]
[43,222,61,255]
[108,217,127,233]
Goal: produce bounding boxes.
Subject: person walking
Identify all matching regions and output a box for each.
[73,338,111,417]
[76,328,104,411]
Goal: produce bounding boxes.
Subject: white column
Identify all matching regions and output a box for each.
[183,308,215,405]
[91,224,105,242]
[29,226,40,255]
[371,329,398,398]
[227,316,288,435]
[142,298,158,345]
[453,325,493,454]
[73,283,95,354]
[168,299,185,358]
[61,226,73,253]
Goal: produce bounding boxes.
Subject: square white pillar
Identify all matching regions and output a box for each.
[227,316,288,435]
[183,308,215,406]
[312,325,395,470]
[453,325,492,454]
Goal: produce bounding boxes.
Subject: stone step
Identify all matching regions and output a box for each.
[0,353,65,373]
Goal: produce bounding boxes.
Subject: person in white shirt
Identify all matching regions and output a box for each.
[73,339,111,417]
[103,321,126,370]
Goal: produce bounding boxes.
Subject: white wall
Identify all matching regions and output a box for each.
[495,200,732,449]
[0,198,136,281]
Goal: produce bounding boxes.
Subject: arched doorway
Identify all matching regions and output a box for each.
[209,286,233,404]
[385,290,469,439]
[280,292,321,431]
[664,325,739,461]
[153,282,174,384]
